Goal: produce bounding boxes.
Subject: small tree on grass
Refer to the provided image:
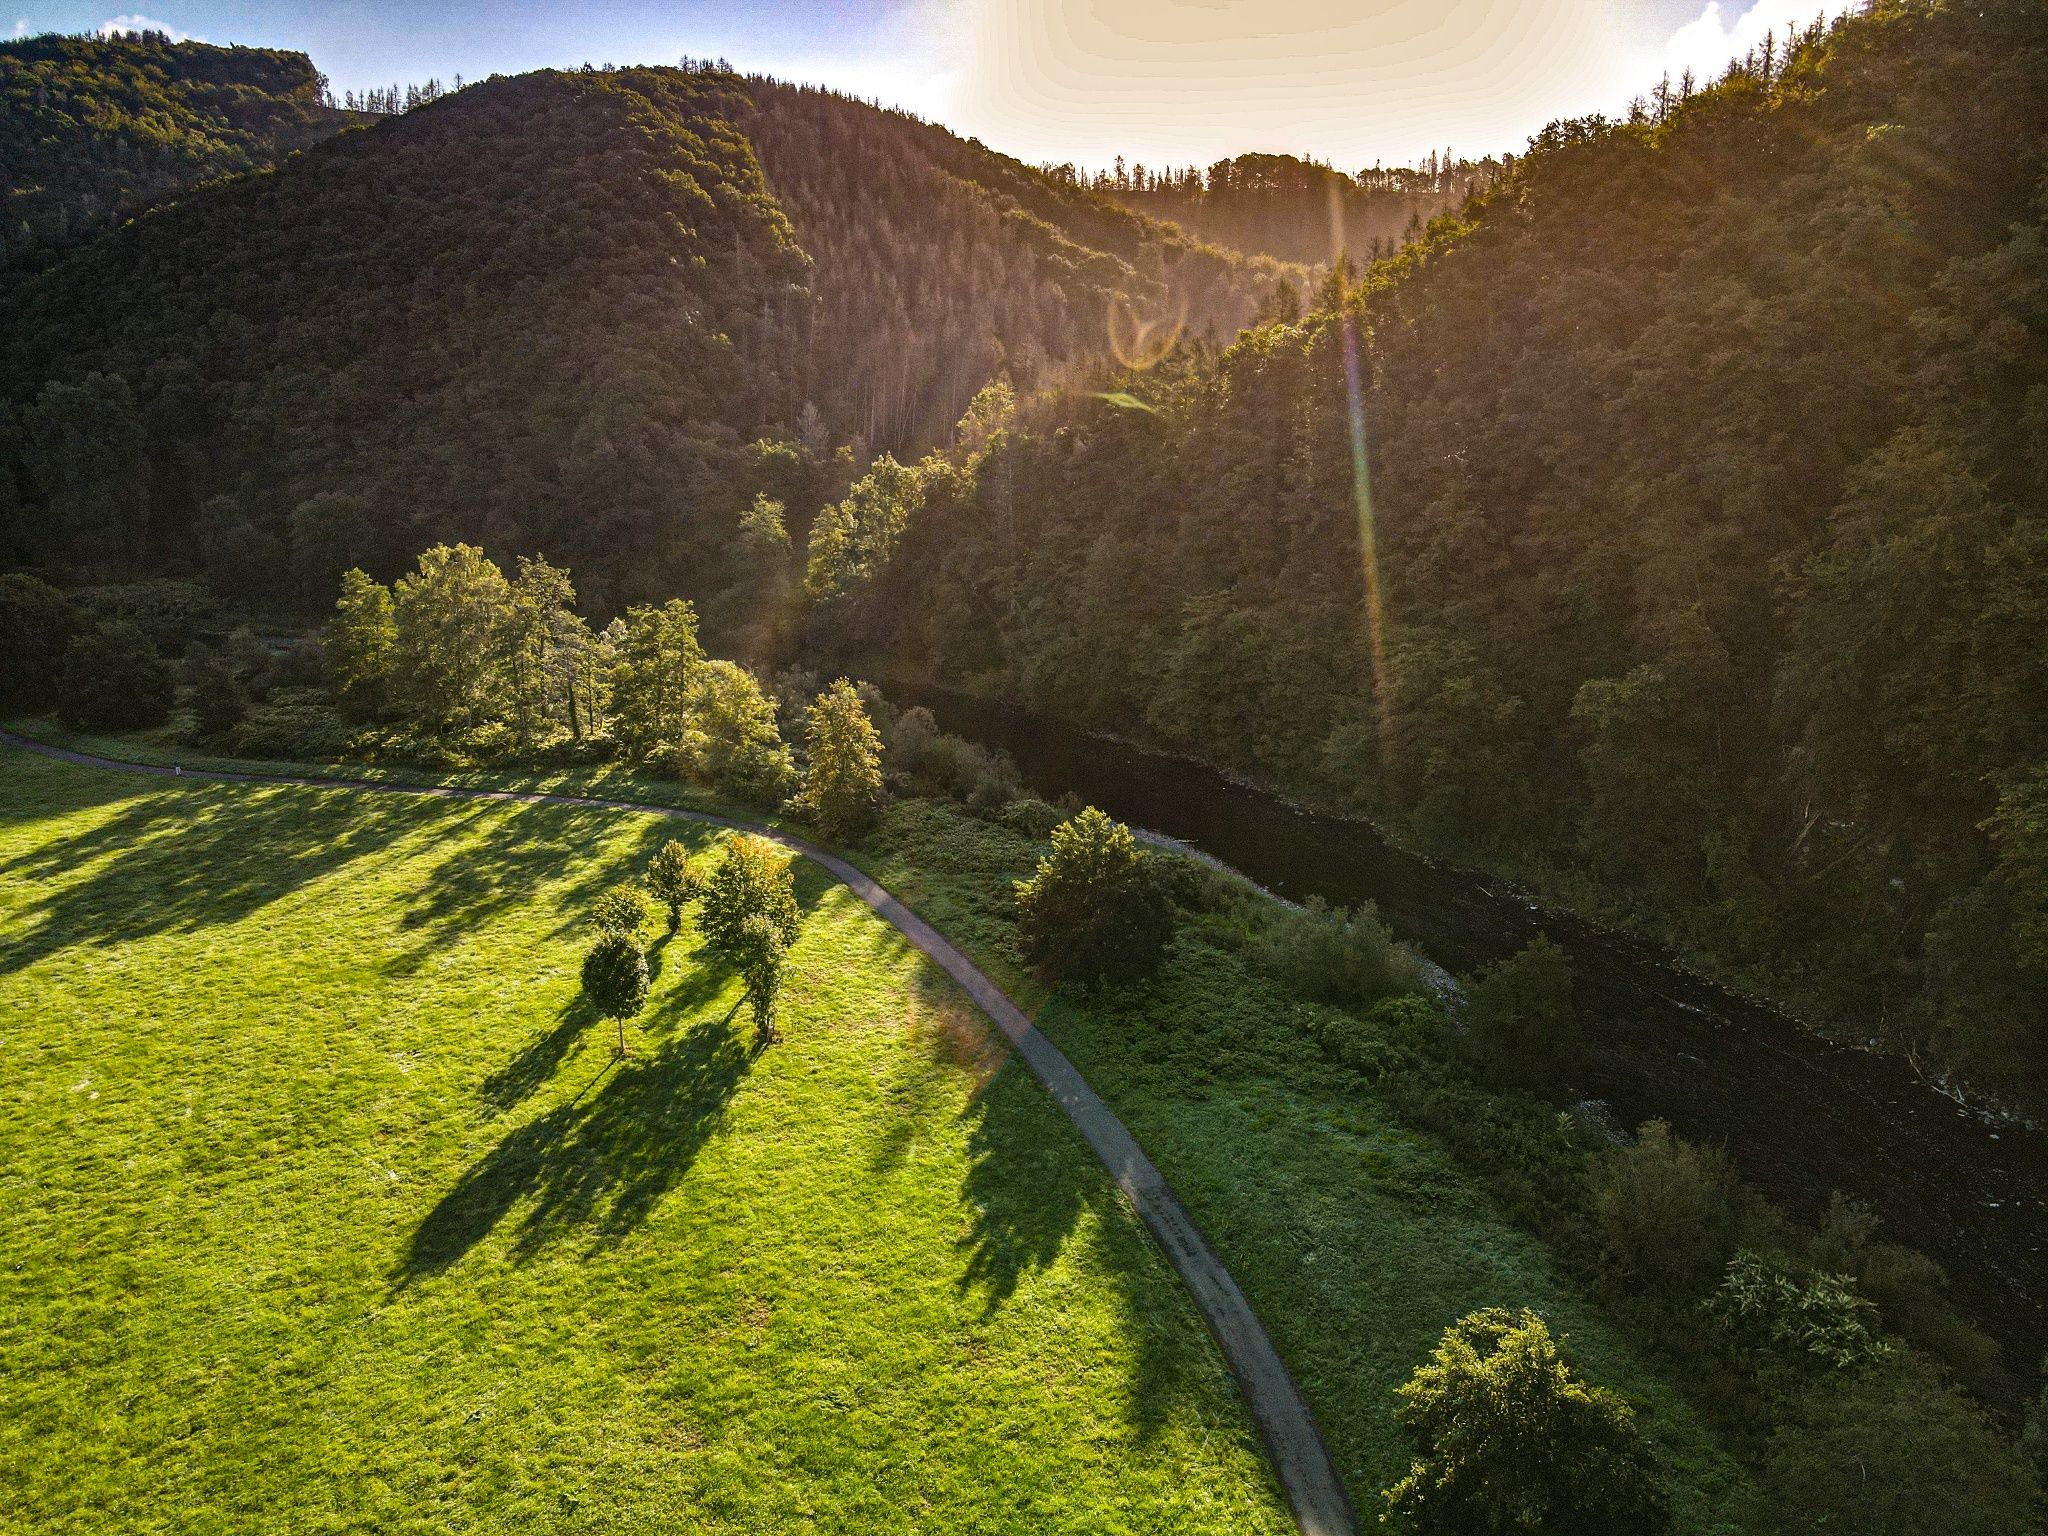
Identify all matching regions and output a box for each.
[1013,807,1173,987]
[582,933,649,1058]
[1383,1307,1669,1534]
[790,677,884,837]
[589,883,650,941]
[644,840,697,932]
[735,912,788,1046]
[699,833,799,955]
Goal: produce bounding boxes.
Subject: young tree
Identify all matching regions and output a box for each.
[327,568,396,721]
[1383,1308,1670,1534]
[391,543,512,728]
[683,660,795,801]
[610,598,704,766]
[581,933,649,1058]
[499,554,579,745]
[1461,934,1582,1097]
[589,883,650,942]
[1013,807,1174,987]
[734,911,788,1046]
[644,840,697,932]
[698,833,799,958]
[57,621,174,729]
[790,677,884,836]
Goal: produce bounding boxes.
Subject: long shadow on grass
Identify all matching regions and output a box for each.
[400,1011,753,1283]
[0,780,421,975]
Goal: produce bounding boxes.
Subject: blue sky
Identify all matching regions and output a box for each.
[9,1,1849,169]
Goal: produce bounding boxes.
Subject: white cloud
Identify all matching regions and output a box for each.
[1661,0,1857,86]
[12,17,29,38]
[96,13,202,43]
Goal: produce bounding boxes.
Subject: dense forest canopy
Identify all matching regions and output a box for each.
[0,31,359,273]
[810,0,2048,1114]
[0,46,1278,627]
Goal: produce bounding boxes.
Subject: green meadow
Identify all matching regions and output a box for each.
[0,751,1292,1535]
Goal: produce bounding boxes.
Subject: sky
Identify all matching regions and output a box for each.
[10,0,1856,170]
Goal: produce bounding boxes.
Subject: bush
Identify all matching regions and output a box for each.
[228,689,353,760]
[699,833,799,959]
[185,647,249,739]
[589,884,650,941]
[57,620,174,729]
[683,660,795,802]
[1707,1250,1891,1377]
[1758,1354,2039,1536]
[77,579,215,651]
[1382,1307,1670,1534]
[1013,807,1174,988]
[911,731,1021,811]
[0,573,79,712]
[1590,1119,1748,1303]
[996,797,1065,840]
[1462,934,1582,1096]
[1253,895,1419,1008]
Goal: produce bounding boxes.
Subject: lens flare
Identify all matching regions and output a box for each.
[1339,311,1391,762]
[1107,291,1185,370]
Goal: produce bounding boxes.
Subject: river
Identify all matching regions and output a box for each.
[898,683,2047,1385]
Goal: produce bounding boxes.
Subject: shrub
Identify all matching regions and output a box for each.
[0,573,79,712]
[643,840,697,932]
[1706,1250,1891,1376]
[57,620,174,729]
[913,731,1021,811]
[1382,1307,1670,1534]
[996,797,1065,840]
[1590,1119,1747,1303]
[1758,1354,2039,1536]
[1253,895,1419,1008]
[699,833,799,959]
[589,884,650,941]
[1461,934,1582,1096]
[581,934,649,1056]
[683,660,794,802]
[228,690,354,760]
[1013,807,1174,988]
[186,648,249,739]
[790,678,884,836]
[887,704,938,775]
[78,579,215,651]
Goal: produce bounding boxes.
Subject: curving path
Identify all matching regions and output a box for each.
[1,728,1357,1536]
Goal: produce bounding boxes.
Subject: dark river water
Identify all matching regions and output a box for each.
[898,683,2048,1383]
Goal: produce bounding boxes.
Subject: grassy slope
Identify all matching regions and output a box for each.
[860,800,1753,1532]
[0,751,1292,1535]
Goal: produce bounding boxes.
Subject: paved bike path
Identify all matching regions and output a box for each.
[1,729,1356,1536]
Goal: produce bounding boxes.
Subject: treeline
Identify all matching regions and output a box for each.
[806,0,2048,1114]
[1050,149,1507,267]
[0,61,1276,620]
[0,32,357,272]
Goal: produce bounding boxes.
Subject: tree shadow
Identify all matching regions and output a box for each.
[0,779,418,976]
[397,1013,755,1285]
[480,995,600,1115]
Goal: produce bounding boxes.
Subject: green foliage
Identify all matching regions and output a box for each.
[1461,936,1581,1098]
[682,660,793,801]
[791,678,885,837]
[611,599,705,766]
[643,840,697,932]
[0,573,78,711]
[56,621,173,730]
[186,649,250,740]
[588,884,650,942]
[228,690,353,762]
[327,569,396,721]
[1251,896,1419,1010]
[698,833,799,961]
[1590,1120,1748,1303]
[1382,1307,1670,1535]
[1013,807,1174,988]
[1757,1355,2040,1536]
[1706,1252,1890,1376]
[580,932,649,1054]
[734,911,789,1046]
[392,544,513,729]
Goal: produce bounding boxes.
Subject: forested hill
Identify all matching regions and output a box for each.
[810,0,2048,1112]
[0,63,1278,616]
[0,32,358,273]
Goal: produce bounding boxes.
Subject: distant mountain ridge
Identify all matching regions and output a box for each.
[0,52,1282,618]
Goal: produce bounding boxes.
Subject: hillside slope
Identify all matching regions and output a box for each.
[0,31,357,272]
[0,64,1274,619]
